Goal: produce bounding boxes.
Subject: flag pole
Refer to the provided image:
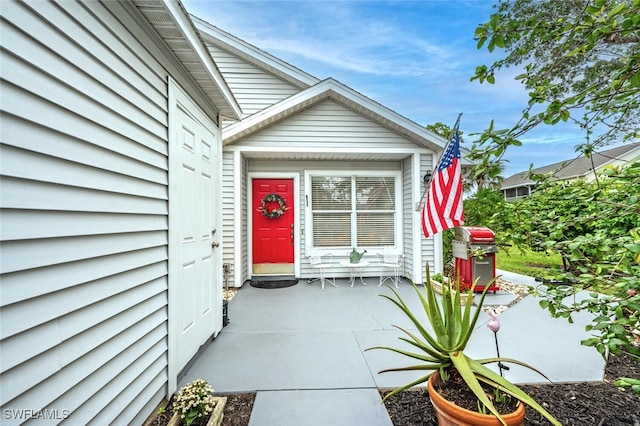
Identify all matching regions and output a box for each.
[438,112,463,166]
[419,112,463,207]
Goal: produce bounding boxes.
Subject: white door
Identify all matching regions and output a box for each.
[168,80,221,391]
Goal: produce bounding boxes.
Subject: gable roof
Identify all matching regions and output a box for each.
[223,78,447,152]
[130,0,242,120]
[191,13,471,160]
[191,18,449,152]
[501,142,640,189]
[192,16,320,90]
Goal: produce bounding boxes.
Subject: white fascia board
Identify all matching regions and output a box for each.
[223,78,446,151]
[627,145,640,158]
[164,0,242,120]
[192,16,320,89]
[596,146,640,169]
[226,145,422,155]
[501,183,534,190]
[459,147,474,166]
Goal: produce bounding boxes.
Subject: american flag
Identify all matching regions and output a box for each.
[422,131,464,237]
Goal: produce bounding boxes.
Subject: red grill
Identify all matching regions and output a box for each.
[452,227,498,292]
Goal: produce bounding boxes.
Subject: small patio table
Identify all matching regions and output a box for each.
[340,260,369,287]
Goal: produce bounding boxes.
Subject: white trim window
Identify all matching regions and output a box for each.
[307,172,401,250]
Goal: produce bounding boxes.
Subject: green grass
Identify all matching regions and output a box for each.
[496,246,563,278]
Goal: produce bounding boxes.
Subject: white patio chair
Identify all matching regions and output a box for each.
[308,253,337,290]
[378,247,404,288]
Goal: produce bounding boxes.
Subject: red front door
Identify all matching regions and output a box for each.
[252,179,294,275]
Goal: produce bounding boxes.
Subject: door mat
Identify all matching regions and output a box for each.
[250,279,298,289]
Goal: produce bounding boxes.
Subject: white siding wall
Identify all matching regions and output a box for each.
[248,160,401,279]
[221,152,250,287]
[207,45,301,122]
[239,100,422,149]
[0,1,212,424]
[222,151,237,286]
[241,156,249,283]
[420,153,437,281]
[402,156,414,279]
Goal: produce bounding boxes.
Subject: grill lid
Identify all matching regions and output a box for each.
[454,226,495,243]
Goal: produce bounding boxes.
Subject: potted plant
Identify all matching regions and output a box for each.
[430,271,475,306]
[168,379,226,426]
[367,268,562,426]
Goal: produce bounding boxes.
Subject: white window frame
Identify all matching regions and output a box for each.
[304,170,403,256]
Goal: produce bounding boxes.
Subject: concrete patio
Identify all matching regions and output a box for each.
[178,271,605,426]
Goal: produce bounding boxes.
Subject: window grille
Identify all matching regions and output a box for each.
[310,175,396,248]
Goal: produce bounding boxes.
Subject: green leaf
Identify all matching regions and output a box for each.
[608,3,627,18]
[465,356,562,425]
[615,377,640,386]
[450,353,505,423]
[615,306,624,319]
[611,324,626,335]
[488,38,495,53]
[586,5,602,15]
[185,410,198,426]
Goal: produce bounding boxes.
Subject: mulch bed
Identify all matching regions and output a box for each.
[144,393,257,426]
[221,394,256,426]
[215,350,638,426]
[382,349,639,425]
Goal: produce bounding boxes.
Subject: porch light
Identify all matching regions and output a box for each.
[423,170,433,186]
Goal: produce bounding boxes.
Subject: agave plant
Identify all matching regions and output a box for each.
[367,269,562,426]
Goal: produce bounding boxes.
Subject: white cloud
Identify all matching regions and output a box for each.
[192,0,460,78]
[184,0,592,175]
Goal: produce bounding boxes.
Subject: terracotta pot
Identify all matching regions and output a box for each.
[427,372,525,426]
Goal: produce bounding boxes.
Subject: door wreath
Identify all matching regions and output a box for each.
[259,193,287,219]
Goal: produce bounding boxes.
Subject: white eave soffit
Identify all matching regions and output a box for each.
[223,78,446,151]
[133,0,242,120]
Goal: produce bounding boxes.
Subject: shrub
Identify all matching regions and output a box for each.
[471,163,640,358]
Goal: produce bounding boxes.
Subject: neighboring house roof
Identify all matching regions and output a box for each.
[501,142,640,190]
[131,0,242,120]
[222,78,448,153]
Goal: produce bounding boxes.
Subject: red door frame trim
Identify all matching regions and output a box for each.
[247,173,300,278]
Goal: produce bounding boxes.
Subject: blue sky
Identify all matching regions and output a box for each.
[183,0,589,177]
